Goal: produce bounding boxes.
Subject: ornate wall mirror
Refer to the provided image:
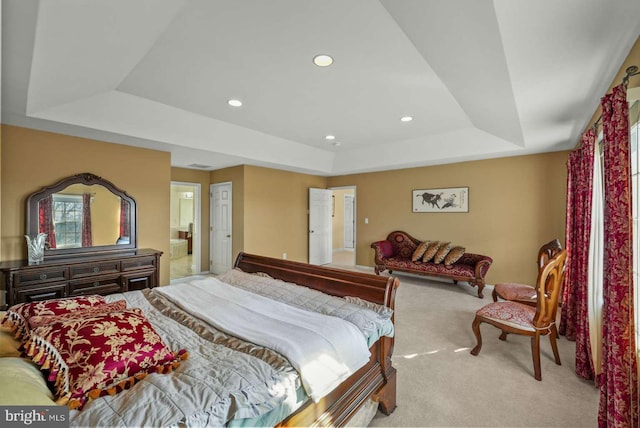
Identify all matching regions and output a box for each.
[26,173,137,259]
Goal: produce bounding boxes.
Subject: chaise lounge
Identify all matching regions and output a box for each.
[371,231,493,298]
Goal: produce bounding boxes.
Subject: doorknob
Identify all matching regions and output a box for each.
[309,230,314,233]
[226,235,231,238]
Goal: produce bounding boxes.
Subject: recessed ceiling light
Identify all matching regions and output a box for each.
[227,99,243,107]
[313,54,333,67]
[332,142,342,147]
[325,135,336,140]
[400,116,413,122]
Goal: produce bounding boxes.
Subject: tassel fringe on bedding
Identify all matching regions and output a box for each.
[1,311,28,340]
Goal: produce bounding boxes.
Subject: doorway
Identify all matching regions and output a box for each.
[330,186,356,267]
[170,182,201,280]
[308,186,357,267]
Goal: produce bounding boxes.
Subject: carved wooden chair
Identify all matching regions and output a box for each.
[470,249,567,380]
[492,239,562,306]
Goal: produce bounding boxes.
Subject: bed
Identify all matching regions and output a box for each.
[0,253,399,427]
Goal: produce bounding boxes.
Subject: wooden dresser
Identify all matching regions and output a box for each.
[0,248,162,307]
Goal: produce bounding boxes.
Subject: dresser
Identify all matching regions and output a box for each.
[0,248,162,307]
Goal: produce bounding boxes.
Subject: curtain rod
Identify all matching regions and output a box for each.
[592,65,639,130]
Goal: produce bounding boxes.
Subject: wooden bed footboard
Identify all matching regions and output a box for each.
[234,253,400,427]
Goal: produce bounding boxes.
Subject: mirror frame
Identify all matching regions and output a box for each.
[26,172,137,259]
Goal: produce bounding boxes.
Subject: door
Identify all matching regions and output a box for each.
[309,188,332,265]
[210,182,232,274]
[343,194,355,249]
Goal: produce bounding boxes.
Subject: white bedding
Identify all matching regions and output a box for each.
[156,278,372,402]
[67,274,392,426]
[71,289,298,427]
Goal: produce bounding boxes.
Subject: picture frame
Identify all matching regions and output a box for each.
[412,187,469,213]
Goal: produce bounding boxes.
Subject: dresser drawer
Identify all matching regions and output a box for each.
[121,256,156,271]
[122,269,156,291]
[69,275,123,296]
[15,267,68,286]
[70,261,120,279]
[14,282,68,304]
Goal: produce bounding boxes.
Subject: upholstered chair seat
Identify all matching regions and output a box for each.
[492,239,562,306]
[475,301,537,331]
[492,283,537,305]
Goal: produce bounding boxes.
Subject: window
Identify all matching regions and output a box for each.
[52,194,83,248]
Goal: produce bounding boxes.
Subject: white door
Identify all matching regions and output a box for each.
[210,182,232,274]
[344,194,355,249]
[308,188,332,265]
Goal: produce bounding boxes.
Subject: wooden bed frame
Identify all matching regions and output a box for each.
[234,252,400,427]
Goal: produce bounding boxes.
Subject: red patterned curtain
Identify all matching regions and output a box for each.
[38,195,56,249]
[81,194,92,247]
[559,128,597,380]
[599,84,638,427]
[119,199,130,239]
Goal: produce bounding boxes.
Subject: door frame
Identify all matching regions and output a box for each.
[210,181,233,273]
[170,181,201,274]
[343,194,355,249]
[329,185,357,264]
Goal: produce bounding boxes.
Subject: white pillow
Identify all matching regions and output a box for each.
[0,357,56,405]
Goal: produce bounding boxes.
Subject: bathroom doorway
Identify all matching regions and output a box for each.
[170,182,201,280]
[329,186,356,267]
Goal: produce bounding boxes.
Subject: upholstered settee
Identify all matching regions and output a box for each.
[371,231,493,298]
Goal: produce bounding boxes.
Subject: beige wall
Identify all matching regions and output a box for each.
[210,165,327,264]
[328,151,569,284]
[206,153,568,285]
[1,125,172,285]
[170,167,211,273]
[211,165,326,262]
[0,125,569,287]
[243,166,327,262]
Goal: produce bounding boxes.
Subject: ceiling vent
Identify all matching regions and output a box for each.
[188,163,213,169]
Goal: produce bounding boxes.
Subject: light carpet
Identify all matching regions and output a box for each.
[333,267,599,428]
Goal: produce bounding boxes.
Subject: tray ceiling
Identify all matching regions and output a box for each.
[3,0,639,175]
